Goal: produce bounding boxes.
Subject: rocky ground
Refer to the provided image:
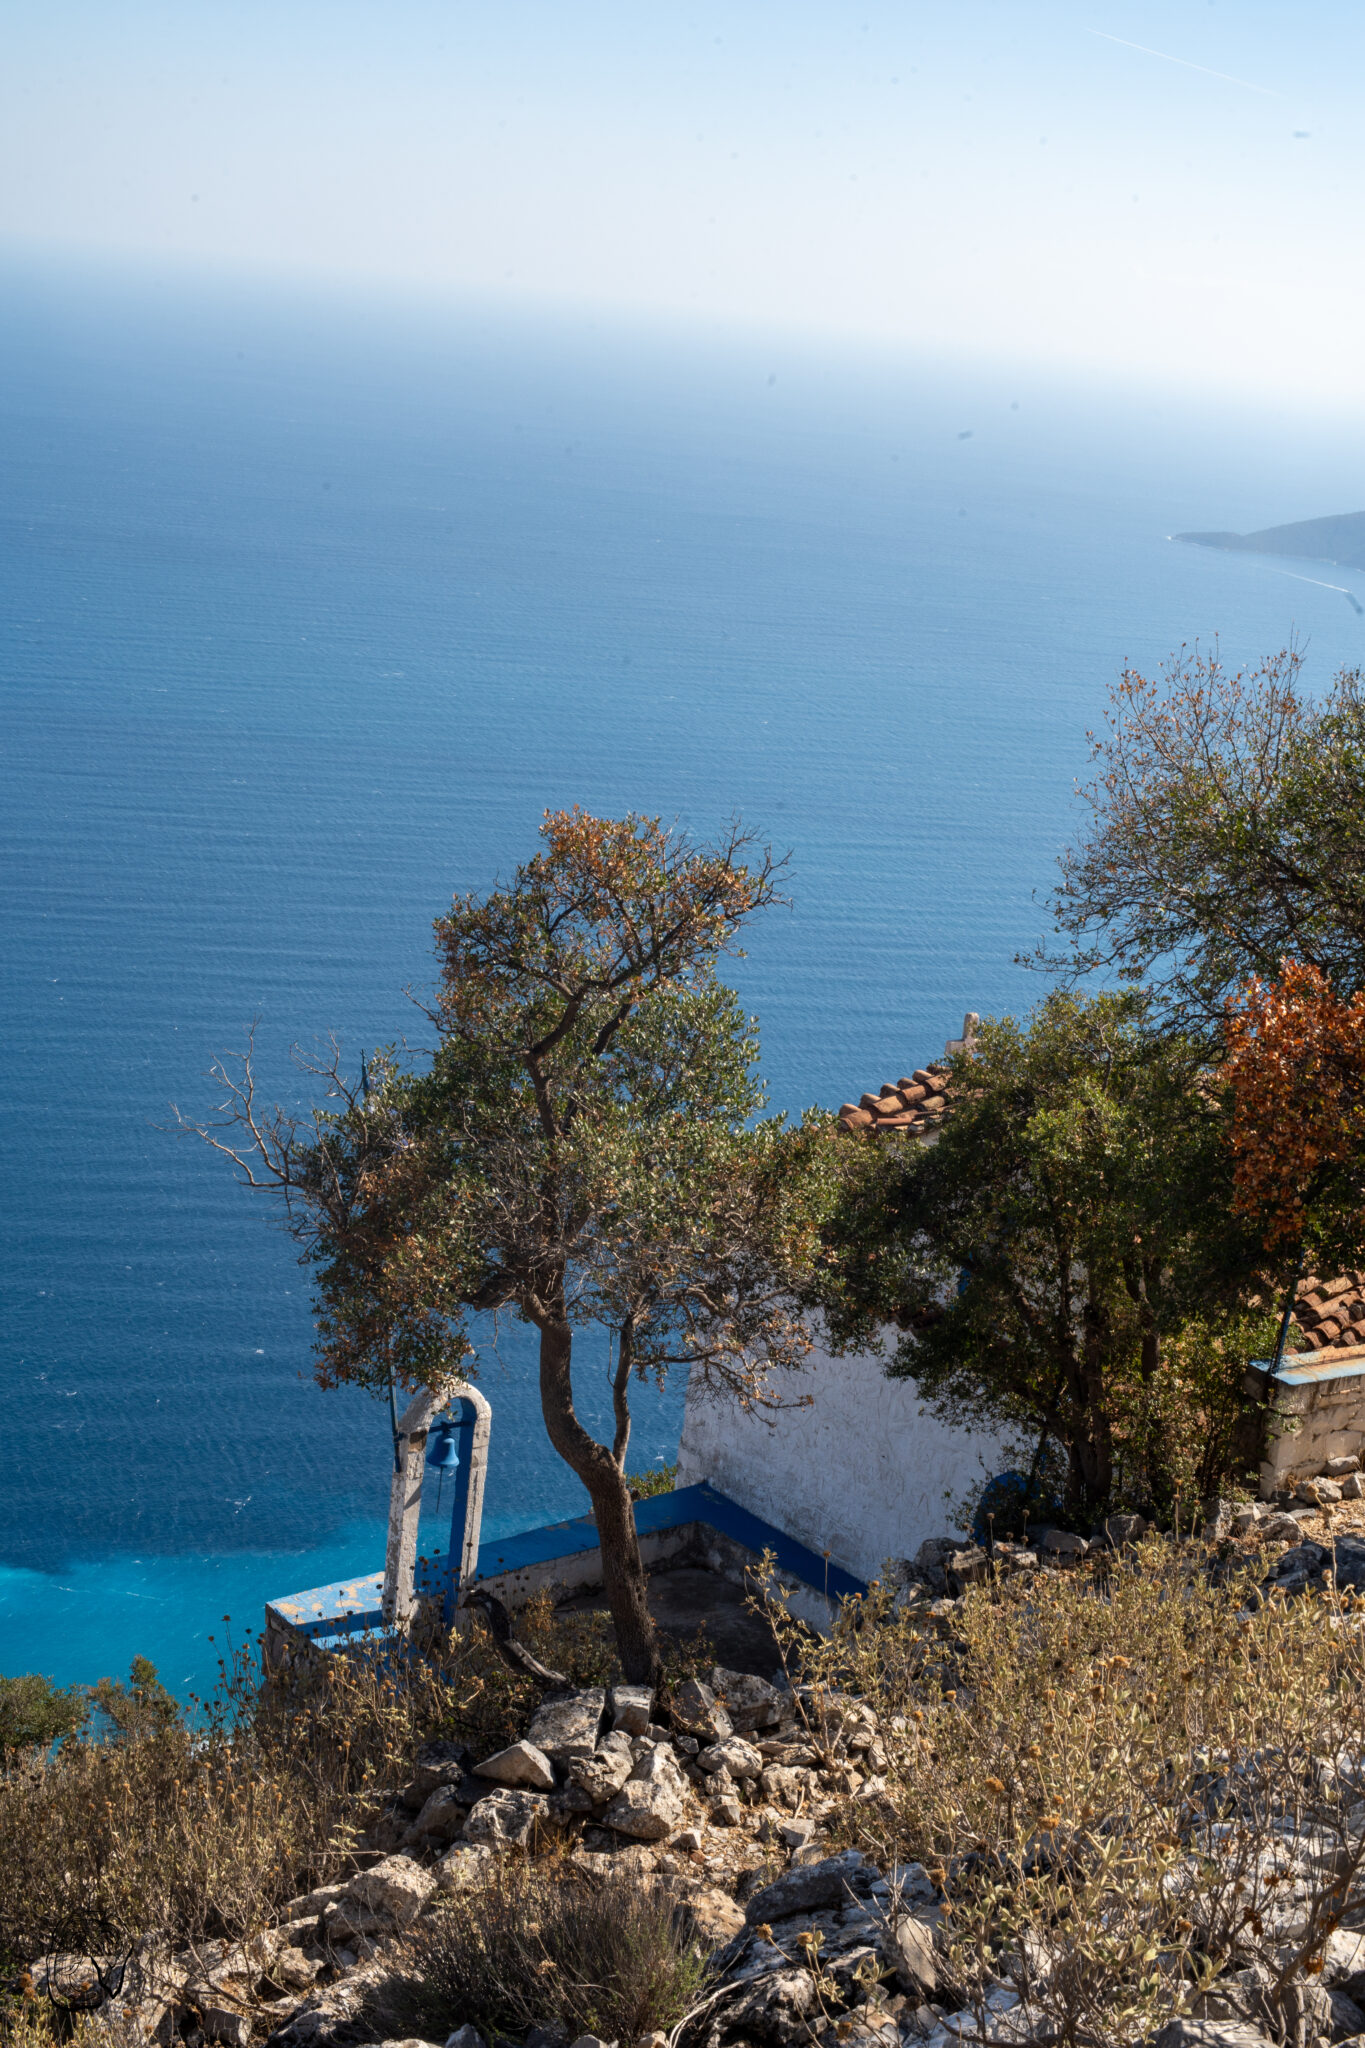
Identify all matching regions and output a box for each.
[28,1475,1365,2048]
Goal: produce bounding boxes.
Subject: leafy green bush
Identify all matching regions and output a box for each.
[627,1461,678,1499]
[394,1861,711,2044]
[0,1676,86,1762]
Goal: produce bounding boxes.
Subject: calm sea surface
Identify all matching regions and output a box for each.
[3,255,1363,1694]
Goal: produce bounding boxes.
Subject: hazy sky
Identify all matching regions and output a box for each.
[3,3,1361,398]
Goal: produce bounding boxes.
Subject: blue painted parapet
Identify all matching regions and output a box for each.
[264,1479,866,1669]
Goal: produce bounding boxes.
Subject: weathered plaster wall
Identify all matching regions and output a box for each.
[676,1334,1015,1583]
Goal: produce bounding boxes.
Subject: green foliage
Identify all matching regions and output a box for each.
[89,1657,180,1743]
[394,1861,711,2045]
[816,990,1275,1520]
[1048,645,1365,1038]
[0,1675,85,1761]
[626,1460,677,1498]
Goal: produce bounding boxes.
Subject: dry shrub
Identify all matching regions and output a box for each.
[391,1860,711,2044]
[0,1678,341,1979]
[0,1598,711,1987]
[767,1540,1365,2048]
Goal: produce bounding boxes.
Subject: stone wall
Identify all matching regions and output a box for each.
[676,1332,1014,1583]
[1248,1345,1365,1494]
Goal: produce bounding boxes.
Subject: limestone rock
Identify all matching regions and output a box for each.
[676,1884,746,1945]
[1041,1528,1088,1557]
[603,1746,686,1840]
[1326,1455,1361,1477]
[464,1787,550,1848]
[610,1683,654,1735]
[341,1854,435,1927]
[410,1739,473,1800]
[946,1546,990,1592]
[718,1967,821,2045]
[1345,1474,1365,1501]
[710,1795,743,1827]
[709,1666,784,1734]
[698,1735,763,1780]
[1298,1477,1343,1506]
[474,1739,556,1790]
[569,1745,634,1804]
[758,1765,808,1810]
[1153,2023,1277,2048]
[1101,1512,1148,1546]
[527,1689,607,1763]
[444,2029,487,2048]
[672,1678,734,1743]
[887,1914,937,1993]
[1259,1511,1305,1543]
[407,1784,469,1843]
[435,1843,496,1892]
[744,1848,870,1924]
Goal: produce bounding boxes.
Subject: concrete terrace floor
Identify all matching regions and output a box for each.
[557,1563,783,1679]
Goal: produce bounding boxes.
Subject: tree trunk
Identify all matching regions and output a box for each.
[537,1317,661,1687]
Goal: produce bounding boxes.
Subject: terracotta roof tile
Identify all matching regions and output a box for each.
[835,1012,979,1139]
[1291,1271,1365,1356]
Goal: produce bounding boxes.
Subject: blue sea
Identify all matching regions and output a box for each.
[4,252,1364,1697]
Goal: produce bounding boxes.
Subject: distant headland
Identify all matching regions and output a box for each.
[1176,510,1365,573]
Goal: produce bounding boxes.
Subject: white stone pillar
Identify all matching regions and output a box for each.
[382,1382,451,1628]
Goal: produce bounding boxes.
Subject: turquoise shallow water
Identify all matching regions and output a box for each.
[3,253,1364,1696]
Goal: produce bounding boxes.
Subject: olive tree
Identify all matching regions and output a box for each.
[814,991,1275,1524]
[185,811,831,1685]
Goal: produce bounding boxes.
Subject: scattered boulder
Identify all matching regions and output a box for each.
[1101,1512,1148,1546]
[885,1913,937,1994]
[527,1689,607,1763]
[698,1735,763,1780]
[464,1788,551,1849]
[709,1666,784,1734]
[610,1682,654,1735]
[1326,1455,1361,1477]
[602,1745,687,1840]
[568,1745,634,1804]
[671,1677,734,1743]
[1041,1528,1088,1557]
[339,1854,435,1928]
[743,1848,870,1924]
[406,1784,470,1844]
[1152,2024,1275,2048]
[409,1739,473,1800]
[474,1739,556,1791]
[444,2029,487,2048]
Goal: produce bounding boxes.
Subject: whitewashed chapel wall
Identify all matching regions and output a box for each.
[675,1333,1014,1585]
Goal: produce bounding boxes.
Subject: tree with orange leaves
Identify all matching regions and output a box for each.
[184,811,834,1685]
[1221,959,1365,1269]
